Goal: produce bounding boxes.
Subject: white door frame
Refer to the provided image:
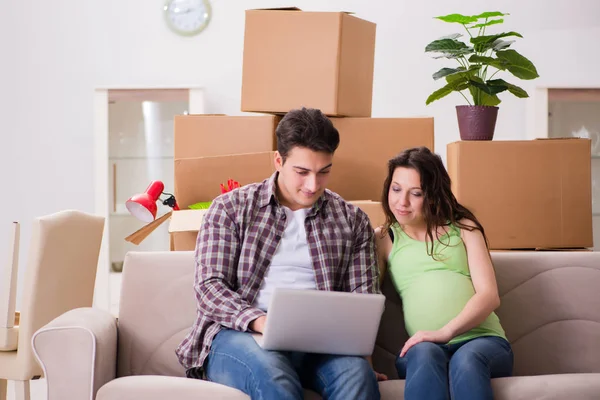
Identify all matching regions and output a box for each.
[93,86,205,311]
[526,85,600,140]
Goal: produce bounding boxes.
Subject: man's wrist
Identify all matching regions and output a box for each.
[249,315,266,333]
[236,307,266,332]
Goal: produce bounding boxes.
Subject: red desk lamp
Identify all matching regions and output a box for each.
[125,181,180,223]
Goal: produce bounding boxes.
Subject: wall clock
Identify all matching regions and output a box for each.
[164,0,212,37]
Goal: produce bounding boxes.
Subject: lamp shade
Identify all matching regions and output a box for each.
[126,181,164,223]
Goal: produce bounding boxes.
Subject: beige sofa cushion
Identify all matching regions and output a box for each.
[117,251,600,387]
[117,251,196,378]
[379,373,600,400]
[493,252,600,376]
[96,376,326,400]
[96,376,249,400]
[374,251,600,378]
[96,374,600,400]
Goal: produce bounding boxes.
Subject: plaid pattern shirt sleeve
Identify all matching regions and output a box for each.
[193,197,266,331]
[343,207,381,294]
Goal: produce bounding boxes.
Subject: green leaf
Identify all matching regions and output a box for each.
[468,55,509,70]
[425,38,470,53]
[469,19,504,29]
[426,85,454,105]
[496,49,540,80]
[433,67,462,80]
[439,33,463,40]
[431,49,473,59]
[488,79,529,97]
[426,80,469,105]
[468,79,508,95]
[468,76,503,106]
[444,65,480,83]
[492,39,514,51]
[469,86,501,106]
[471,11,508,20]
[433,65,481,81]
[189,201,212,210]
[470,32,523,52]
[435,13,478,24]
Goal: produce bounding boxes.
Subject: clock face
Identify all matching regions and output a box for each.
[164,0,212,36]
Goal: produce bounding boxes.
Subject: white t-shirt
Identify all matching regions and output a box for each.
[253,206,316,312]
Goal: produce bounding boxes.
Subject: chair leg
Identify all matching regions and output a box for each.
[13,381,30,400]
[0,379,7,400]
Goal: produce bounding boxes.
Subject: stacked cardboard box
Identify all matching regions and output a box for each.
[169,115,279,249]
[173,114,280,209]
[447,138,593,250]
[169,7,434,249]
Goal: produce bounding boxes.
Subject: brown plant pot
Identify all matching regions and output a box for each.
[456,105,499,141]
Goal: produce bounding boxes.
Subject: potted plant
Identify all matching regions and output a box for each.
[425,12,539,140]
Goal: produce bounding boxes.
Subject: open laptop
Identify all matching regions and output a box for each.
[252,288,386,356]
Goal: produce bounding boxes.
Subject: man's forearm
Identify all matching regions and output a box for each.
[196,279,266,331]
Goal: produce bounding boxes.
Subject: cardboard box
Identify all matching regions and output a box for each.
[174,151,276,209]
[168,202,385,251]
[329,117,435,201]
[447,139,593,250]
[168,209,208,251]
[174,114,280,159]
[350,200,386,229]
[241,8,376,117]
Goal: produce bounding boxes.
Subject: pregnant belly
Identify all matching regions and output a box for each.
[401,270,475,335]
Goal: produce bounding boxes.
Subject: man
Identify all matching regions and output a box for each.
[176,107,383,399]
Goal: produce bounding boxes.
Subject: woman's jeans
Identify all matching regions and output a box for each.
[396,335,513,400]
[204,329,381,400]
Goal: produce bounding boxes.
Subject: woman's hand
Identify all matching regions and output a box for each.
[399,327,453,357]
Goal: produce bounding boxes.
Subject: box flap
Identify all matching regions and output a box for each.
[174,114,279,159]
[247,7,355,14]
[249,7,301,11]
[169,209,208,233]
[174,151,277,208]
[184,113,226,117]
[534,137,587,141]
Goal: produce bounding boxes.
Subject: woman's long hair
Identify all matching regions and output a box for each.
[381,146,488,256]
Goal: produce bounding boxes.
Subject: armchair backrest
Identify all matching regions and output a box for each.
[18,210,105,376]
[0,222,20,351]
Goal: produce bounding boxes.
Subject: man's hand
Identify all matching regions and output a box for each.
[365,355,388,381]
[399,327,453,357]
[374,371,388,381]
[249,315,267,333]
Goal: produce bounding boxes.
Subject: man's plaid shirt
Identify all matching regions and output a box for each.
[176,172,381,372]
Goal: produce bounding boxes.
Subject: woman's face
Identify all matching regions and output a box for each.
[388,167,425,226]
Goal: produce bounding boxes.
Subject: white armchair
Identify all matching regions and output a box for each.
[0,210,104,400]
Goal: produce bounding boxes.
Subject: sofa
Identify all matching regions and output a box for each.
[32,250,600,399]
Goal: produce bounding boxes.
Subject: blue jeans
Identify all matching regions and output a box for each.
[204,329,380,400]
[395,335,513,400]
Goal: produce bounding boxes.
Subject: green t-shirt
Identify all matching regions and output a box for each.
[388,223,506,344]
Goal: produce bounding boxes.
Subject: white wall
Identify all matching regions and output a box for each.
[2,0,600,306]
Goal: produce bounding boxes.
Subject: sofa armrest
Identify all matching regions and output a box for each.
[32,307,117,400]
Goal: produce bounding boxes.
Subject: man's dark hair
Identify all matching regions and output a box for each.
[276,107,340,162]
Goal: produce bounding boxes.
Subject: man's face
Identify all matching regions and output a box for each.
[274,146,333,210]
